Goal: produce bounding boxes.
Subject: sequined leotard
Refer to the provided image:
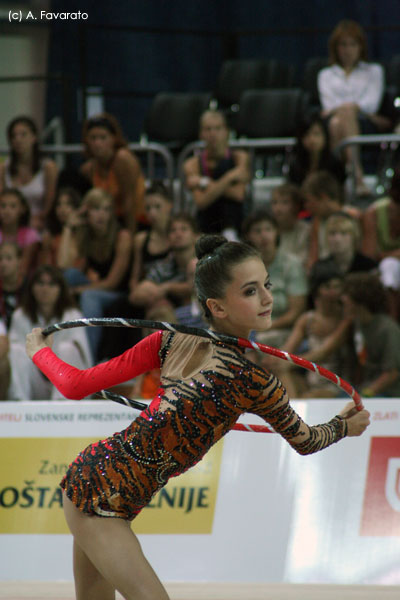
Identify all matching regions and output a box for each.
[33,330,346,521]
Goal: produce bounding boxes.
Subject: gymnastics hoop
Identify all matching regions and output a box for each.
[42,317,364,422]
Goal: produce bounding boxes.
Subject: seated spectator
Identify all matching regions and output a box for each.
[302,170,361,270]
[0,116,58,230]
[174,257,206,329]
[0,188,40,280]
[38,186,82,266]
[183,109,251,239]
[129,213,197,316]
[129,181,172,291]
[280,274,352,398]
[269,183,311,268]
[362,168,400,319]
[8,265,92,400]
[58,187,133,362]
[310,211,377,282]
[287,111,346,186]
[242,209,308,349]
[0,318,10,400]
[317,20,389,195]
[0,242,25,329]
[80,112,145,232]
[342,272,400,397]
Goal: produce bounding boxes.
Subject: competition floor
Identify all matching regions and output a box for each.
[2,582,400,599]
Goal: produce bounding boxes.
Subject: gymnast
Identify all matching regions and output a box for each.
[25,234,370,600]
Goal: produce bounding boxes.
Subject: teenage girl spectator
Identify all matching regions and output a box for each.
[310,212,377,283]
[8,265,92,400]
[58,188,132,362]
[287,111,346,186]
[0,116,58,230]
[0,188,41,280]
[0,242,25,329]
[38,187,82,266]
[317,20,388,195]
[281,274,352,398]
[242,209,308,350]
[0,318,9,400]
[269,183,311,268]
[342,272,400,397]
[129,181,172,291]
[362,168,400,319]
[302,170,361,270]
[80,113,145,232]
[183,109,251,239]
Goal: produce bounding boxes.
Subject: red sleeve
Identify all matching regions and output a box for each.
[32,331,163,399]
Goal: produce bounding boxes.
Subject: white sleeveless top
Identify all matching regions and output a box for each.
[4,159,47,216]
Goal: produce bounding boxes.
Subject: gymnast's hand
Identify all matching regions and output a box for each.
[26,327,53,359]
[340,401,371,437]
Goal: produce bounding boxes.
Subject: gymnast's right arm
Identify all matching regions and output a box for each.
[26,327,163,399]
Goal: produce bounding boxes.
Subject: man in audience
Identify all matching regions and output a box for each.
[129,213,197,316]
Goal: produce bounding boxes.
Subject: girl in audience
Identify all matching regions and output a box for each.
[0,188,41,280]
[0,242,25,329]
[80,112,145,232]
[8,265,91,400]
[58,187,133,361]
[0,318,10,400]
[269,183,311,268]
[287,112,346,186]
[0,116,58,230]
[38,186,82,266]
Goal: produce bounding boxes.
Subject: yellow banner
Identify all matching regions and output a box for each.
[0,437,223,534]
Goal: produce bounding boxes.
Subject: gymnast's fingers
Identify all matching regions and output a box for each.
[26,327,53,359]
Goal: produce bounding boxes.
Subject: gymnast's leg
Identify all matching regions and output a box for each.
[63,494,170,600]
[73,539,115,600]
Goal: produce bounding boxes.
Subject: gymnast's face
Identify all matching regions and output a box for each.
[206,257,273,338]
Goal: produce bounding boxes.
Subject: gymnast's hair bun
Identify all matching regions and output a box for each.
[195,234,228,260]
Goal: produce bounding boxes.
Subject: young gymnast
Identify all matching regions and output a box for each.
[25,234,370,600]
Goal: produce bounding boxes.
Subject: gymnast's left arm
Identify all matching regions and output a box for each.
[26,327,163,400]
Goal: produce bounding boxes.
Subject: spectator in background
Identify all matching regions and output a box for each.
[310,211,377,283]
[269,183,311,268]
[129,213,197,318]
[183,109,251,239]
[281,274,352,398]
[129,181,172,291]
[58,188,133,362]
[342,272,400,397]
[362,168,400,319]
[0,188,40,280]
[0,116,58,230]
[318,20,388,195]
[38,186,82,266]
[80,113,146,232]
[287,111,346,186]
[242,209,308,350]
[0,318,10,400]
[8,265,92,400]
[0,242,25,329]
[302,170,361,270]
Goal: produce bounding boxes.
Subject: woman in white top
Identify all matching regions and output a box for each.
[8,264,92,400]
[317,20,389,195]
[0,116,58,231]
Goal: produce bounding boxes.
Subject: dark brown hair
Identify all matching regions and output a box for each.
[302,170,343,204]
[21,264,76,322]
[194,234,260,321]
[7,116,41,176]
[342,272,387,314]
[82,112,127,157]
[0,188,31,227]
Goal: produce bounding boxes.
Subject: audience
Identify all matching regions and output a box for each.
[0,188,41,280]
[0,242,25,329]
[342,272,400,397]
[318,20,388,195]
[58,187,133,361]
[287,111,346,186]
[0,318,10,400]
[269,183,311,268]
[8,265,92,400]
[80,112,145,232]
[0,116,58,231]
[183,109,251,239]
